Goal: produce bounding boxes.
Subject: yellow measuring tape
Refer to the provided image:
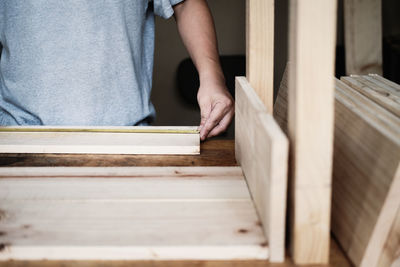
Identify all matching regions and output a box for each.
[0,127,199,134]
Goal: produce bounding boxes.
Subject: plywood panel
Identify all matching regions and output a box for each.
[0,126,200,155]
[0,167,268,260]
[287,0,337,263]
[235,77,288,262]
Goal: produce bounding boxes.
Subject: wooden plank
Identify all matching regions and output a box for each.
[235,77,288,262]
[287,0,337,264]
[368,74,400,94]
[377,206,400,267]
[344,0,382,75]
[341,76,400,117]
[0,167,268,260]
[0,126,200,155]
[364,74,400,98]
[246,0,274,112]
[332,79,400,267]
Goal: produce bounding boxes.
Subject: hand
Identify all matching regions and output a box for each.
[197,81,234,141]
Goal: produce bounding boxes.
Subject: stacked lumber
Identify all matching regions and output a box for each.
[332,75,400,267]
[273,71,400,267]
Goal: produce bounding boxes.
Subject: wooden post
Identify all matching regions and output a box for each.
[344,0,382,75]
[288,0,337,264]
[246,0,274,113]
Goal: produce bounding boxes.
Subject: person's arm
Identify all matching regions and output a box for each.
[173,0,234,141]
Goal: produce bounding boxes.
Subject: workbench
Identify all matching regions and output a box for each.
[0,140,351,267]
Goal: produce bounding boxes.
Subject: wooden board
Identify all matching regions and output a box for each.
[0,126,200,155]
[235,77,288,262]
[332,79,400,267]
[273,63,289,135]
[377,206,400,267]
[0,166,268,260]
[287,0,337,264]
[344,0,382,75]
[341,76,400,117]
[246,0,274,112]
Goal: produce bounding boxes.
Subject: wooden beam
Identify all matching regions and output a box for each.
[287,0,337,263]
[344,0,382,75]
[332,79,400,267]
[0,126,199,155]
[235,77,288,262]
[246,0,274,112]
[377,206,400,267]
[0,167,268,260]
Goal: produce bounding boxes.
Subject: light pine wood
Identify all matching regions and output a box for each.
[0,126,200,155]
[377,206,400,267]
[287,0,337,264]
[344,0,382,75]
[368,74,400,94]
[0,167,268,260]
[246,0,274,112]
[341,76,400,117]
[332,79,400,267]
[235,77,288,262]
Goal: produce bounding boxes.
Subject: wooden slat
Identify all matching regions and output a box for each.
[344,0,382,75]
[0,167,268,260]
[273,63,289,135]
[0,126,199,155]
[341,76,400,117]
[332,79,400,267]
[287,0,337,264]
[246,0,274,112]
[368,74,400,94]
[235,77,288,262]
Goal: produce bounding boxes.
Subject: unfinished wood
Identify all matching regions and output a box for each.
[364,74,400,98]
[344,0,382,75]
[273,63,289,135]
[0,126,199,155]
[0,166,268,260]
[369,74,400,94]
[377,206,400,267]
[341,76,400,117]
[235,77,288,262]
[287,0,337,264]
[246,0,274,112]
[332,79,400,267]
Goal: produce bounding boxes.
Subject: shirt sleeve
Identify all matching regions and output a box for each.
[153,0,185,19]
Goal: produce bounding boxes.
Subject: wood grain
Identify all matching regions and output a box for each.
[0,140,234,167]
[341,76,400,117]
[332,79,400,267]
[287,0,337,263]
[344,0,382,75]
[235,77,288,262]
[246,0,274,112]
[0,126,199,155]
[0,167,268,260]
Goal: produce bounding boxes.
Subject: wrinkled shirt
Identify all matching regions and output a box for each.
[0,0,183,125]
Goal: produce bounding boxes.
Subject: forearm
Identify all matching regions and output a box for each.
[173,0,224,87]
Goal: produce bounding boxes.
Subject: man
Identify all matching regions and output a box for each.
[0,0,234,140]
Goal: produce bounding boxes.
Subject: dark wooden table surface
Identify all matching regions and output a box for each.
[0,139,351,267]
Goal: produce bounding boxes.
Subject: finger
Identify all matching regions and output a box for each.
[207,110,234,138]
[200,102,226,140]
[198,103,211,131]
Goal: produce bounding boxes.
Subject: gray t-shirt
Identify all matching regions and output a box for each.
[0,0,183,125]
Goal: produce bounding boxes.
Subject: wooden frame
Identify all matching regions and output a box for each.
[0,126,200,155]
[0,167,268,260]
